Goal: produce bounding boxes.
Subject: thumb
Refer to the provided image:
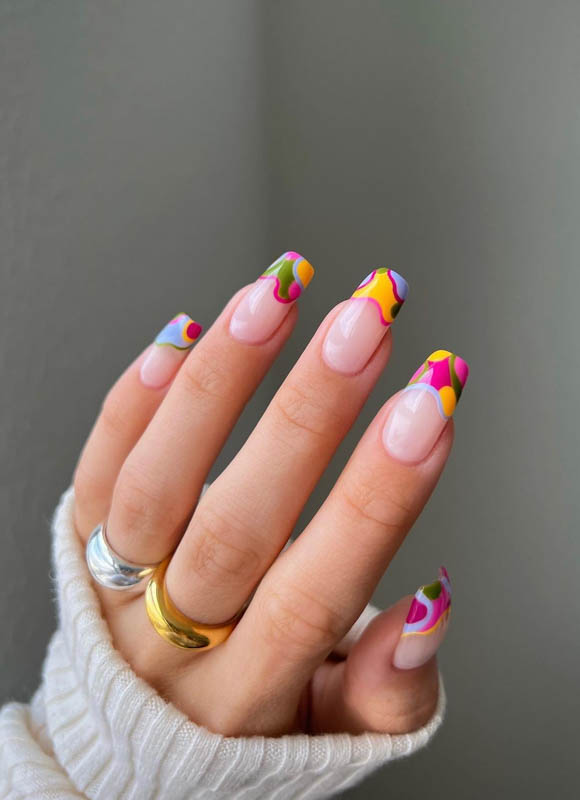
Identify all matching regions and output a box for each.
[310,568,451,734]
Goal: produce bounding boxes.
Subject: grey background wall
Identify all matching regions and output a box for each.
[1,1,578,797]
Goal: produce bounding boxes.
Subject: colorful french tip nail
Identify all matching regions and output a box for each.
[392,567,452,670]
[322,268,408,375]
[140,313,202,389]
[382,349,469,464]
[229,251,314,344]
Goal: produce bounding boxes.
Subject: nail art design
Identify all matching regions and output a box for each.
[401,567,452,639]
[230,251,314,345]
[351,268,409,326]
[322,268,408,374]
[155,313,203,349]
[392,567,452,670]
[383,350,469,463]
[140,313,202,389]
[260,251,315,304]
[405,350,469,419]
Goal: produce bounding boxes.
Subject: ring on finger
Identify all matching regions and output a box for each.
[86,523,159,590]
[85,484,211,591]
[145,558,243,650]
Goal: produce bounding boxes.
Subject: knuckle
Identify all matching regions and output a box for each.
[180,348,229,405]
[273,380,342,442]
[188,504,262,589]
[341,467,413,533]
[259,584,345,659]
[394,691,439,733]
[113,462,167,534]
[343,669,439,734]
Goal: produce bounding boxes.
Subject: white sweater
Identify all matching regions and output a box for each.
[0,490,446,799]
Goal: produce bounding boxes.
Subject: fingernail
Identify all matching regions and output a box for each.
[393,567,452,670]
[229,251,315,344]
[322,268,408,374]
[382,349,469,464]
[140,313,202,388]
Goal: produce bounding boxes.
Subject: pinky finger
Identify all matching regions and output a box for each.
[311,569,451,734]
[73,313,202,538]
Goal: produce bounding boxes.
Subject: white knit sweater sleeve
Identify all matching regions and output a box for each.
[0,490,446,800]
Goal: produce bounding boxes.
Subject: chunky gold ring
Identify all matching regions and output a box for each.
[145,559,242,650]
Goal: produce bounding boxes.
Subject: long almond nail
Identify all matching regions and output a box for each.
[140,313,202,389]
[322,268,408,374]
[393,567,452,670]
[230,251,314,344]
[383,349,469,464]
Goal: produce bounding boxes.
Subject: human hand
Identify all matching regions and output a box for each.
[74,253,467,737]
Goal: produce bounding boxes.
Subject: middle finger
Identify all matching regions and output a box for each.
[166,268,408,622]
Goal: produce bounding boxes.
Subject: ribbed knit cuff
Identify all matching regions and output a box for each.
[3,489,446,800]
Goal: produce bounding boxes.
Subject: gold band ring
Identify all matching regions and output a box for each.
[145,559,242,650]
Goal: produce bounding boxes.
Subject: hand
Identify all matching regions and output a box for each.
[74,254,467,737]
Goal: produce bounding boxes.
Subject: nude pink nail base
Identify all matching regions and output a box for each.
[140,313,202,389]
[322,268,408,375]
[392,567,452,670]
[229,252,314,345]
[382,350,469,464]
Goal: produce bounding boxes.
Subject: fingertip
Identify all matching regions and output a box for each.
[392,568,452,671]
[228,252,311,345]
[223,282,300,349]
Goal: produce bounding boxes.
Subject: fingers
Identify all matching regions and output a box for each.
[231,350,468,694]
[311,574,450,734]
[165,269,408,623]
[104,253,312,566]
[74,313,202,537]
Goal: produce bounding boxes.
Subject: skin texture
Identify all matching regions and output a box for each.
[74,268,462,737]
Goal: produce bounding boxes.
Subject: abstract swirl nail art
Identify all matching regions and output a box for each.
[321,267,408,375]
[392,567,452,670]
[405,349,469,419]
[401,567,452,639]
[260,251,315,304]
[141,313,202,389]
[351,268,408,326]
[154,313,203,350]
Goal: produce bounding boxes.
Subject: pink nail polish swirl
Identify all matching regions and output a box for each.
[401,567,452,638]
[405,350,469,419]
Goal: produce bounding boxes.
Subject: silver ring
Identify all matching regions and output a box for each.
[86,523,158,591]
[85,484,211,591]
